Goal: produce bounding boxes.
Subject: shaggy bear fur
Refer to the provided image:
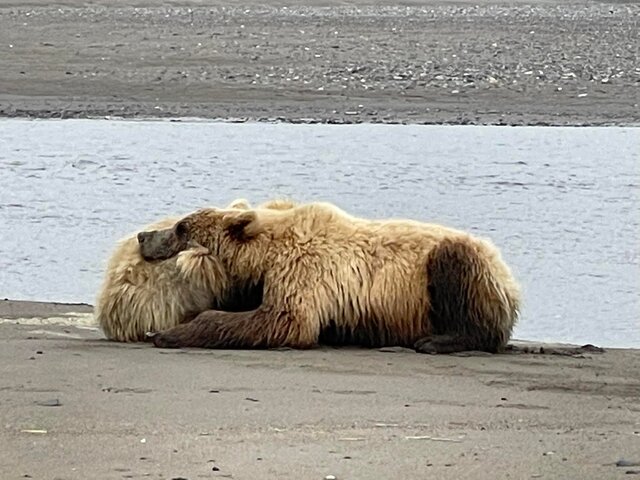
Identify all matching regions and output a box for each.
[95,198,296,342]
[139,202,521,354]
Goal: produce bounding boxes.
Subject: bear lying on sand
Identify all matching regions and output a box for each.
[139,202,521,354]
[95,198,296,342]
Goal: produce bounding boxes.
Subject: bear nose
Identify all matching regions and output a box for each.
[137,232,149,244]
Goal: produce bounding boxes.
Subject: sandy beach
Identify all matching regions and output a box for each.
[0,0,639,125]
[1,300,639,479]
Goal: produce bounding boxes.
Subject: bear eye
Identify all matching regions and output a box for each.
[175,221,189,238]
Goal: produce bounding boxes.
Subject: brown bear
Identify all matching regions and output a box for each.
[95,198,296,342]
[139,202,521,354]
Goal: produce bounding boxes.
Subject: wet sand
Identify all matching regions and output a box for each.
[0,0,639,125]
[1,299,639,479]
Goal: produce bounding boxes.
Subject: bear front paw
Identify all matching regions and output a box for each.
[414,337,439,355]
[146,331,181,349]
[414,335,467,354]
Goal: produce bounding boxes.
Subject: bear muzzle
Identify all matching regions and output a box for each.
[138,228,186,261]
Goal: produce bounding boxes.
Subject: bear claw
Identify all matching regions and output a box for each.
[147,332,181,348]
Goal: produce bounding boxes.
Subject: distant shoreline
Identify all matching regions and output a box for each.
[2,116,640,127]
[1,1,638,126]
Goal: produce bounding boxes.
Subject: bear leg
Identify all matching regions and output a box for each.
[145,331,181,348]
[148,307,319,349]
[423,237,518,354]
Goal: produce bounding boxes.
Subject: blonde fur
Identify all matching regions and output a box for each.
[95,198,297,342]
[150,202,521,353]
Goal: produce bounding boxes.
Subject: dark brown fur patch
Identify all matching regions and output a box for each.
[214,280,264,312]
[424,238,506,353]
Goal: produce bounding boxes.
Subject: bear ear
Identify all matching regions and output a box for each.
[226,198,251,210]
[222,210,262,240]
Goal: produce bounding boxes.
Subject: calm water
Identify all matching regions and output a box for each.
[0,119,638,347]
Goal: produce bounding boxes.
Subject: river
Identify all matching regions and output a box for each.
[0,119,637,347]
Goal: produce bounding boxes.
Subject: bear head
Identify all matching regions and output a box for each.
[138,208,262,262]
